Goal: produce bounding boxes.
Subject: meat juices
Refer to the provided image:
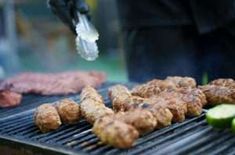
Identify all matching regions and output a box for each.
[34,104,62,133]
[56,99,80,124]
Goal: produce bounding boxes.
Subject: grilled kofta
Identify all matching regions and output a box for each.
[34,104,62,133]
[110,85,173,127]
[115,109,157,135]
[179,88,207,116]
[165,76,196,88]
[200,85,235,105]
[80,86,114,124]
[134,100,173,129]
[108,85,133,112]
[209,78,235,88]
[131,80,175,98]
[80,86,140,148]
[56,99,80,124]
[93,116,139,149]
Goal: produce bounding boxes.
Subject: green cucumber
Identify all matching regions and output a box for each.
[206,104,235,128]
[232,118,235,133]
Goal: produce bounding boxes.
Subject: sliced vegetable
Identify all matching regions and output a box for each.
[232,118,235,133]
[206,104,235,128]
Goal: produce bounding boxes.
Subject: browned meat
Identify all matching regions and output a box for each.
[209,78,235,88]
[160,97,186,123]
[199,85,235,105]
[140,99,173,128]
[34,104,62,133]
[127,98,173,128]
[80,85,103,103]
[165,76,196,88]
[108,85,132,112]
[0,90,22,108]
[116,109,157,135]
[0,71,106,95]
[131,79,176,98]
[56,99,80,124]
[132,96,146,104]
[81,86,140,148]
[159,88,206,117]
[179,88,207,116]
[159,91,188,114]
[92,116,139,149]
[80,86,114,124]
[109,85,173,128]
[81,99,114,124]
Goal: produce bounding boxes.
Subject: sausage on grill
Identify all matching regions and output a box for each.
[34,104,61,133]
[93,116,139,149]
[81,86,139,148]
[110,85,173,128]
[200,85,235,105]
[165,76,196,88]
[108,85,132,112]
[115,109,157,135]
[56,99,80,124]
[80,86,114,124]
[131,80,176,98]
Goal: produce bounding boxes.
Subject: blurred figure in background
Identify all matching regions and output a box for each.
[49,0,235,83]
[0,1,20,77]
[116,0,235,83]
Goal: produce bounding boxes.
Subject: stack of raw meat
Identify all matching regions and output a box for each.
[0,71,106,108]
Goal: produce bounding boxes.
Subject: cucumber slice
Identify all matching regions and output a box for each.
[232,118,235,133]
[206,104,235,128]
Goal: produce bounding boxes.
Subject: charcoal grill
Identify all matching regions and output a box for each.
[0,82,235,155]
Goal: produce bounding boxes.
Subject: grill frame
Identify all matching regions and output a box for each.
[0,82,235,155]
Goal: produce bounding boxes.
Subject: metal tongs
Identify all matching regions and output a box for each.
[75,12,99,61]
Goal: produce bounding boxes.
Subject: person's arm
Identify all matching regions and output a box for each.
[47,0,89,34]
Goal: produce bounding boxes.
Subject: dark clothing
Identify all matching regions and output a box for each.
[118,0,192,27]
[123,26,235,83]
[117,0,235,83]
[117,0,235,33]
[190,0,235,33]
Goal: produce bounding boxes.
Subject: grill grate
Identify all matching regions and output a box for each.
[0,82,235,155]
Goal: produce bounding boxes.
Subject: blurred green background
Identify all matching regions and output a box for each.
[0,0,128,82]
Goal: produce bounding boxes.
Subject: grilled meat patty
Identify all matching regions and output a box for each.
[93,116,139,149]
[56,99,80,124]
[80,86,140,148]
[80,86,114,124]
[200,78,235,105]
[109,85,173,127]
[209,78,235,88]
[165,76,196,88]
[131,76,197,98]
[200,85,235,105]
[34,104,62,133]
[108,85,133,112]
[115,109,157,135]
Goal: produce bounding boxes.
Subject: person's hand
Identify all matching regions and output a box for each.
[48,0,89,34]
